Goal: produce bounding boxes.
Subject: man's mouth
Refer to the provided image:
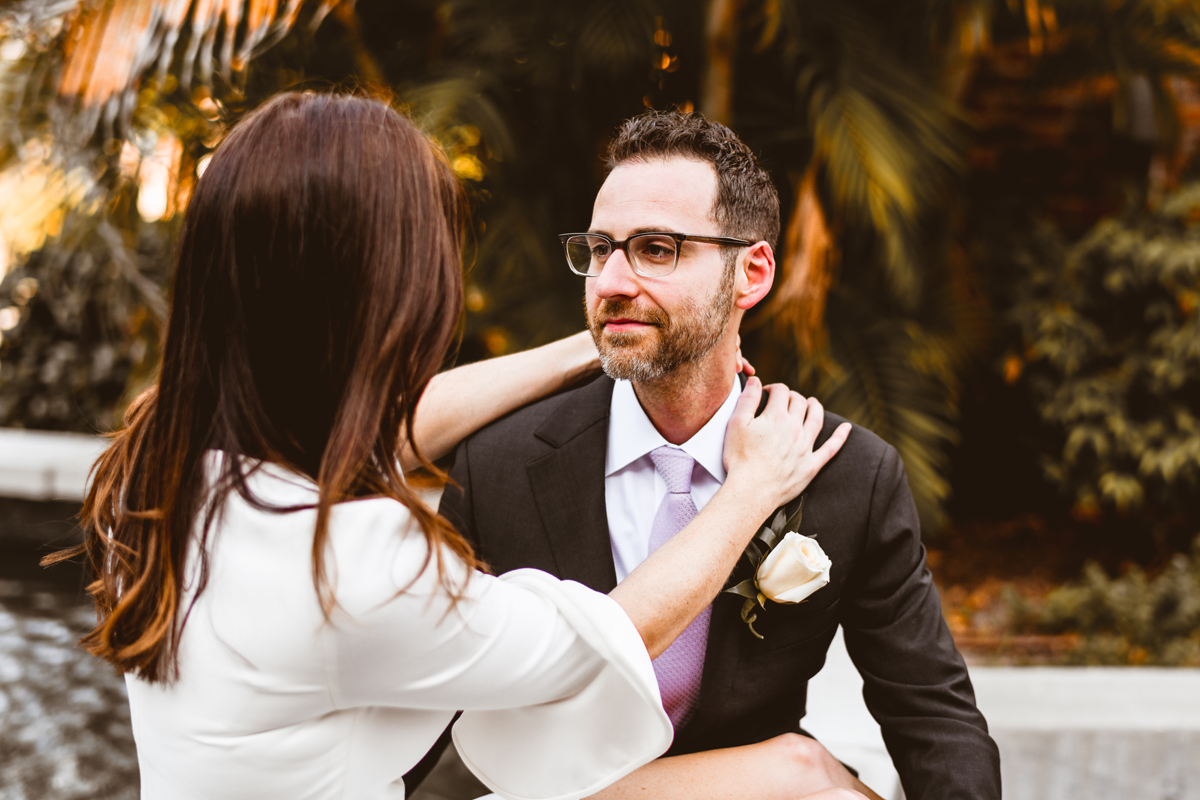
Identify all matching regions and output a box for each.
[602,318,655,332]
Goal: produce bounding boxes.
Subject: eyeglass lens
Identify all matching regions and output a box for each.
[565,234,679,277]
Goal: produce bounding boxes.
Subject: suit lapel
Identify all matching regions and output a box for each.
[526,376,618,593]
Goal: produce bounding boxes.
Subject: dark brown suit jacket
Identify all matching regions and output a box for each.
[437,375,1000,800]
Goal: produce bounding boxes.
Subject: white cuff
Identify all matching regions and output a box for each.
[453,569,672,800]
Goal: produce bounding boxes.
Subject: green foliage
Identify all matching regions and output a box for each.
[1031,0,1200,147]
[738,0,985,534]
[813,292,963,531]
[1009,186,1200,519]
[1006,535,1200,665]
[770,0,968,311]
[7,0,1200,542]
[414,0,673,352]
[0,211,170,432]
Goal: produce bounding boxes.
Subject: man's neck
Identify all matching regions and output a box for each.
[632,349,737,446]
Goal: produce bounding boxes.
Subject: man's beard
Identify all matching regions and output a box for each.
[586,267,735,382]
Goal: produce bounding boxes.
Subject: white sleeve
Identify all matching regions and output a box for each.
[323,538,672,800]
[453,570,674,800]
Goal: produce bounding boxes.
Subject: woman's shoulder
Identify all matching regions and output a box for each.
[210,454,449,599]
[211,452,424,523]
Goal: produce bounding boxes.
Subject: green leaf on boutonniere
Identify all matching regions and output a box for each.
[739,597,764,639]
[755,525,779,551]
[725,578,760,602]
[725,496,809,640]
[740,538,765,570]
[785,497,806,538]
[726,580,769,640]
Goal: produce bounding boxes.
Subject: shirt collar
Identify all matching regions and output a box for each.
[605,376,741,482]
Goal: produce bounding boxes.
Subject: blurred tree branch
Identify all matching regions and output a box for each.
[701,0,740,123]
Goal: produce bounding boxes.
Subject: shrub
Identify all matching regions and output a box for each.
[1006,534,1200,665]
[0,214,170,433]
[1008,186,1200,521]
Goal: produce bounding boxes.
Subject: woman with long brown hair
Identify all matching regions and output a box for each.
[57,92,850,800]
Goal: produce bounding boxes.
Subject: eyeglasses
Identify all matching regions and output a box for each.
[558,231,753,278]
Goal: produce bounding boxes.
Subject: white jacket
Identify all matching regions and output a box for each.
[126,455,671,800]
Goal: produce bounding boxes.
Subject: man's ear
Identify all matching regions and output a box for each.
[735,241,775,310]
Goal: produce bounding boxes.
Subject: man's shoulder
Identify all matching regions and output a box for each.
[819,410,891,461]
[808,409,898,498]
[741,375,892,473]
[462,373,613,456]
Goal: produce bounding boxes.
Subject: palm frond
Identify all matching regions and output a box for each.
[774,1,967,310]
[404,73,515,164]
[765,163,835,357]
[21,0,332,136]
[575,0,659,80]
[818,296,962,532]
[440,0,660,88]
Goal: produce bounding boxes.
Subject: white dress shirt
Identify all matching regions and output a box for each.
[605,377,741,582]
[125,453,671,800]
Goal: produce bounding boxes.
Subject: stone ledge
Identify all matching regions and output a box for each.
[972,666,1200,731]
[0,429,107,502]
[805,628,1200,800]
[993,729,1200,800]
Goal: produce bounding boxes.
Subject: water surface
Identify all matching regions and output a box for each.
[0,544,138,799]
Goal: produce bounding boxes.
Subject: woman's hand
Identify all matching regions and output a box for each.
[722,377,851,519]
[735,334,755,377]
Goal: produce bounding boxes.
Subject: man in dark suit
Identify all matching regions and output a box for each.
[438,111,1000,799]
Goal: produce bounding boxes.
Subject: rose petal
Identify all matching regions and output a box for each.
[770,574,829,604]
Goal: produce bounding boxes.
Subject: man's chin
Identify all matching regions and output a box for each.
[597,342,665,382]
[603,328,653,347]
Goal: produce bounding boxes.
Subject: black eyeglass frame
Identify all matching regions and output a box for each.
[558,231,755,278]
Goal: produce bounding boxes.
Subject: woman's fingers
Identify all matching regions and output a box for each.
[723,384,850,510]
[802,397,824,448]
[735,334,756,376]
[761,382,793,417]
[781,398,849,501]
[813,422,852,466]
[731,376,763,425]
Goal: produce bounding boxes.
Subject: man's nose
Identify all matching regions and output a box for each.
[591,247,640,299]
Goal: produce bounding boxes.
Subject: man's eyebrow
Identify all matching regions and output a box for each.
[585,226,682,237]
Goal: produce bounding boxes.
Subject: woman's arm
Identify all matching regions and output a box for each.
[402,332,759,472]
[609,379,851,659]
[400,332,599,472]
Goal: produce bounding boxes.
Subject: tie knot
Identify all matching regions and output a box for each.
[650,445,695,495]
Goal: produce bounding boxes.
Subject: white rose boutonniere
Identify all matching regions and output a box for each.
[755,532,831,604]
[724,497,831,639]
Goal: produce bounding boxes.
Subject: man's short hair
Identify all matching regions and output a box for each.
[605,110,781,251]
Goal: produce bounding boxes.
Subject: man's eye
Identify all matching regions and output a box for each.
[636,237,677,260]
[591,243,611,257]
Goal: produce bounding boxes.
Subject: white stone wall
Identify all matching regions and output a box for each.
[0,429,107,502]
[806,629,1200,800]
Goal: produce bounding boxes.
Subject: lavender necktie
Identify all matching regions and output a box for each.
[648,445,710,729]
